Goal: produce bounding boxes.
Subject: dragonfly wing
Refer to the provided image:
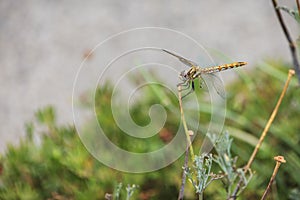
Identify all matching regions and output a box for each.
[198,76,209,92]
[201,73,226,99]
[162,49,198,67]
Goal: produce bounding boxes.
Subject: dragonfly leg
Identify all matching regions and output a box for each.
[177,81,190,92]
[181,81,195,99]
[178,84,190,92]
[177,81,189,87]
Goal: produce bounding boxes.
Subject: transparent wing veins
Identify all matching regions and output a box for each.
[162,49,198,68]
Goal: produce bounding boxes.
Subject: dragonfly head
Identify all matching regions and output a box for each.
[179,69,190,82]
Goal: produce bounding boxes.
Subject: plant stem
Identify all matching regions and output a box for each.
[260,156,286,200]
[177,86,195,200]
[178,140,189,200]
[177,85,195,159]
[230,70,295,199]
[296,0,300,16]
[244,70,294,171]
[271,0,300,83]
[198,193,203,200]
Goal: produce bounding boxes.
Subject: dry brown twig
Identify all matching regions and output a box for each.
[229,70,295,199]
[177,85,195,159]
[244,70,294,170]
[260,156,286,200]
[177,85,195,200]
[178,141,189,200]
[271,0,300,83]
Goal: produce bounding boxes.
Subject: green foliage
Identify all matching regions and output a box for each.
[225,61,300,199]
[0,109,107,199]
[93,82,180,154]
[0,60,299,199]
[277,6,300,24]
[184,154,214,195]
[184,131,251,199]
[208,131,251,198]
[0,85,181,200]
[104,183,138,200]
[125,184,139,200]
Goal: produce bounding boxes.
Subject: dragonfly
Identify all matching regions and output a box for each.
[162,49,247,99]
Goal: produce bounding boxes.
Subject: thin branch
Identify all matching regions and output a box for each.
[178,85,195,159]
[244,70,294,170]
[296,0,300,15]
[272,0,300,83]
[177,86,195,200]
[261,156,286,200]
[178,140,190,200]
[230,70,295,199]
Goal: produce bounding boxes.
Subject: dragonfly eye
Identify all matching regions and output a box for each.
[179,71,186,80]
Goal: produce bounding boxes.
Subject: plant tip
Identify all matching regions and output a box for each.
[288,69,295,76]
[274,156,286,163]
[188,130,194,136]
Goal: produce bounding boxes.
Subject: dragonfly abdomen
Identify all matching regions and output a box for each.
[201,61,247,74]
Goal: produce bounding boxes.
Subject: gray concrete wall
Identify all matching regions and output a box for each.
[0,0,298,152]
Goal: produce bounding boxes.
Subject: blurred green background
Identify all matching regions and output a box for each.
[1,1,300,199]
[1,61,299,199]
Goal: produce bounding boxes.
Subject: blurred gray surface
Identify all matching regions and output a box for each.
[0,1,298,152]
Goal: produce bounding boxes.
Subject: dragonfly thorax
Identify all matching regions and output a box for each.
[179,67,199,81]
